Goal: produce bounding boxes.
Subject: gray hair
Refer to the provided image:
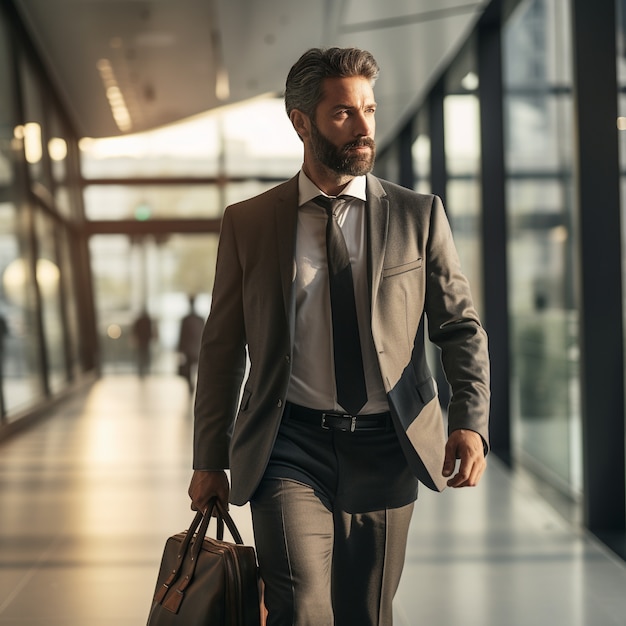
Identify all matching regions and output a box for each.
[284,47,380,119]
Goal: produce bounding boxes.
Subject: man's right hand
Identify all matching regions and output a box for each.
[188,469,230,513]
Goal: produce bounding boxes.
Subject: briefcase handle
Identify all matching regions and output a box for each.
[212,498,244,544]
[153,498,245,606]
[192,497,244,547]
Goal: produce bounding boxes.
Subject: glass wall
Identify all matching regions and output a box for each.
[79,99,301,181]
[412,108,431,195]
[89,233,218,376]
[0,12,43,419]
[34,212,66,393]
[82,98,302,375]
[83,184,225,221]
[502,0,581,495]
[0,2,90,426]
[443,40,484,316]
[0,205,44,417]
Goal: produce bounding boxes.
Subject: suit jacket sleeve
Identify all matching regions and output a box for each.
[425,195,490,447]
[192,206,247,469]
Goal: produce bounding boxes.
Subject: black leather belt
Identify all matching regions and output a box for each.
[287,403,391,433]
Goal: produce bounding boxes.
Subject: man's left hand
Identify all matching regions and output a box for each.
[442,429,486,488]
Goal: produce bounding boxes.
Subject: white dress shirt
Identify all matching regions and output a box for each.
[286,170,389,414]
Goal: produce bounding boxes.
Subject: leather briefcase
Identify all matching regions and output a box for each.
[147,499,261,625]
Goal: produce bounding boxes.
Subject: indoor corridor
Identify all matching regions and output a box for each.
[0,376,625,626]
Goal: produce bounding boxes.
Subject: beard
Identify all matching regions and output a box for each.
[310,119,376,176]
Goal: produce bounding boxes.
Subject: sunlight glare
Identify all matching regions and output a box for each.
[79,96,301,161]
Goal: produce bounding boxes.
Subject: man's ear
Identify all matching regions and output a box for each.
[289,109,310,141]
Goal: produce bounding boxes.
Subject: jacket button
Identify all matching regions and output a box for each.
[277,399,283,407]
[285,355,290,363]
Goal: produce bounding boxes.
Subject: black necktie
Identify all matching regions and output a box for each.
[314,195,368,414]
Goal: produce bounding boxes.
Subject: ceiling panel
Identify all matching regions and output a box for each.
[15,0,220,137]
[12,0,488,144]
[341,0,486,24]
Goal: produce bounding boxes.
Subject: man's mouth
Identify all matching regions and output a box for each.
[346,139,374,150]
[345,140,374,153]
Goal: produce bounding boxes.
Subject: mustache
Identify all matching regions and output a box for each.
[343,137,376,151]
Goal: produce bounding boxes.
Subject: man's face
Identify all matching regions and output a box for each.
[308,76,377,176]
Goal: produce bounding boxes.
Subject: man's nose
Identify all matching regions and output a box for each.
[353,111,373,136]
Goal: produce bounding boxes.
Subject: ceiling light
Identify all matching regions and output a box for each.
[461,71,479,91]
[97,58,133,132]
[3,258,60,305]
[48,137,68,161]
[216,67,230,101]
[24,122,42,164]
[209,0,229,101]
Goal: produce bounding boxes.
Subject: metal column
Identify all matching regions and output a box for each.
[478,16,512,464]
[572,0,626,543]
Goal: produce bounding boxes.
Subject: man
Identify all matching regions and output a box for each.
[189,47,490,625]
[177,295,204,391]
[132,309,156,377]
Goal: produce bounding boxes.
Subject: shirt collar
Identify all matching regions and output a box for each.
[298,169,367,206]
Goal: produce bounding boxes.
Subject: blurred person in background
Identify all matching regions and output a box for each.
[177,295,204,392]
[132,309,156,377]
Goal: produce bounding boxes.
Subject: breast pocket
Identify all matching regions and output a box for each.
[382,258,423,278]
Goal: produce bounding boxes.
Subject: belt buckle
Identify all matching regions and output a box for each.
[321,412,357,432]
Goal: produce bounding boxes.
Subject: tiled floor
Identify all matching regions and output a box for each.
[0,376,625,625]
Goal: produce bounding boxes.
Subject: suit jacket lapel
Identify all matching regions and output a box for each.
[274,173,387,344]
[365,174,389,313]
[274,175,299,344]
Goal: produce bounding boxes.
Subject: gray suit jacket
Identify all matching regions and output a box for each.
[193,173,490,505]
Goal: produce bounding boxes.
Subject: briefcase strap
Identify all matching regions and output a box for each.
[153,498,244,606]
